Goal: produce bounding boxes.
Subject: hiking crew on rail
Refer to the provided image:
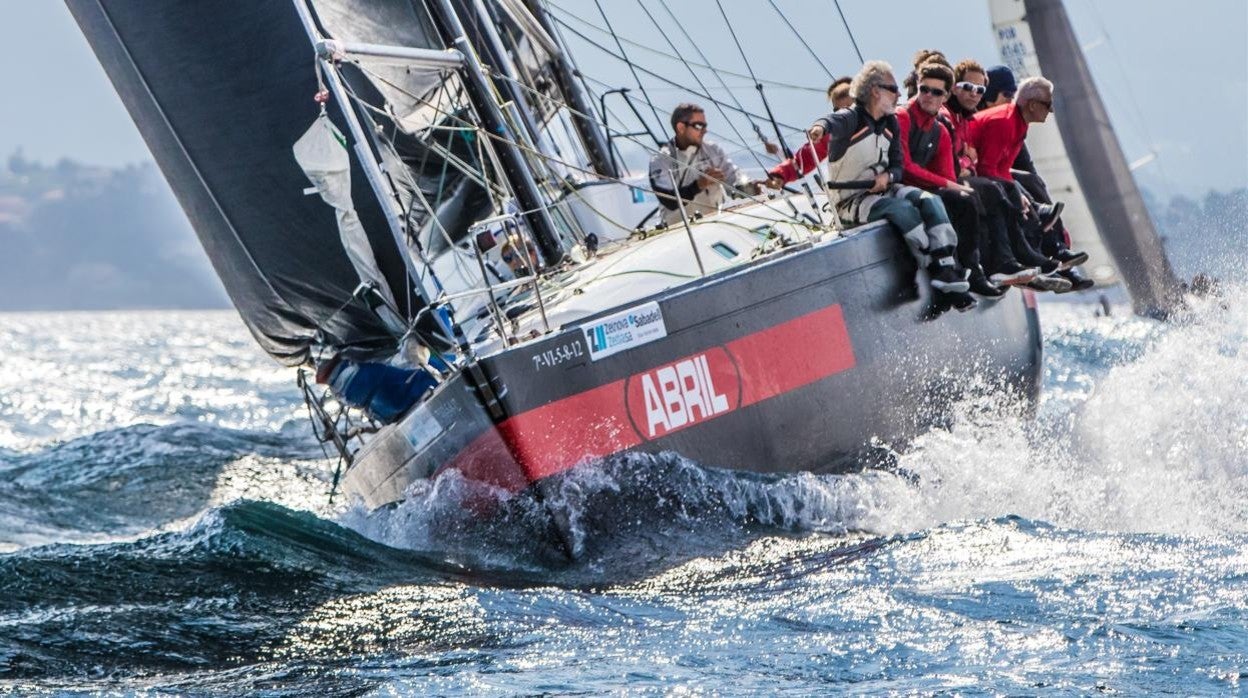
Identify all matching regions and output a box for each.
[765,60,977,311]
[648,56,1093,309]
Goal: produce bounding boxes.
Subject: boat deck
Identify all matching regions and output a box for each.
[471,192,849,356]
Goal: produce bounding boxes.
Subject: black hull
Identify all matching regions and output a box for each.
[342,223,1042,508]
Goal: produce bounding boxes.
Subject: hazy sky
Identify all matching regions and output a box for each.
[3,1,1246,200]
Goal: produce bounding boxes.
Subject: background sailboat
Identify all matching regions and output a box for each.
[989,0,1184,318]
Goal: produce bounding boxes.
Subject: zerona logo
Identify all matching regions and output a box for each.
[626,348,740,439]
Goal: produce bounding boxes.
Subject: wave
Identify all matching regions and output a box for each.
[838,288,1248,537]
[0,423,329,550]
[0,499,484,686]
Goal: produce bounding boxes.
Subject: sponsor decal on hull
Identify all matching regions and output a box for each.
[475,304,855,482]
[583,301,667,360]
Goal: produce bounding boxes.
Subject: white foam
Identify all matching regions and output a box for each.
[848,288,1248,536]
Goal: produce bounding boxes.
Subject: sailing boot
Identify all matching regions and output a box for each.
[1036,201,1064,232]
[928,254,970,294]
[1026,273,1074,293]
[1016,246,1060,275]
[946,289,979,312]
[968,266,1007,297]
[1052,248,1089,271]
[1013,218,1061,274]
[1055,266,1095,292]
[989,261,1039,287]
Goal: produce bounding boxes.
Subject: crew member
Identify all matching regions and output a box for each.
[648,103,760,226]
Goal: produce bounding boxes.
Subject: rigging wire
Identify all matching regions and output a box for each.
[707,0,827,224]
[354,58,820,234]
[633,0,769,171]
[591,0,666,143]
[549,16,804,133]
[830,0,865,64]
[577,70,804,163]
[765,0,836,81]
[711,0,792,158]
[652,0,781,161]
[545,0,822,94]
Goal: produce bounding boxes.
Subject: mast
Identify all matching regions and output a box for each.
[1019,0,1184,318]
[430,0,567,265]
[519,0,618,178]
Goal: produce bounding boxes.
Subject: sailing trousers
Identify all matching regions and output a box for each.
[983,176,1054,268]
[938,190,984,273]
[1013,170,1073,254]
[856,186,960,267]
[960,176,1024,272]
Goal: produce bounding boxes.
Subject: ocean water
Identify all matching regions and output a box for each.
[0,297,1245,695]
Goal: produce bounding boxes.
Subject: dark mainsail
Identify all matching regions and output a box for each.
[1021,0,1184,317]
[64,1,433,365]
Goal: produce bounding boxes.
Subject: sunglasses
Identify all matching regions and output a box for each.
[682,121,708,131]
[918,85,947,98]
[876,84,900,94]
[956,81,987,95]
[1034,100,1053,111]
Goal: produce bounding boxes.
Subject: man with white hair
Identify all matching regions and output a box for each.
[766,60,976,312]
[969,76,1084,291]
[971,76,1053,181]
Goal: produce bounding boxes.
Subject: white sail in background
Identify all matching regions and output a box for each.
[988,0,1119,286]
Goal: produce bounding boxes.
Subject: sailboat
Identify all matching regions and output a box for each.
[67,0,1167,536]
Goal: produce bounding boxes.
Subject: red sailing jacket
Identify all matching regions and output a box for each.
[968,102,1028,181]
[769,133,829,183]
[894,101,956,190]
[942,104,977,177]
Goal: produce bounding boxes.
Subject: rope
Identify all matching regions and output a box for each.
[487,70,819,230]
[831,0,865,64]
[344,49,824,239]
[353,55,782,224]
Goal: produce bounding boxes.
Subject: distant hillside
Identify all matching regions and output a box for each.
[0,151,228,311]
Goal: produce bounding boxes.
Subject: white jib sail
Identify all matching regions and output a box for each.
[988,0,1120,286]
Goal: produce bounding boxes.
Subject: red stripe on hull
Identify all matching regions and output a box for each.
[449,304,856,485]
[728,304,855,407]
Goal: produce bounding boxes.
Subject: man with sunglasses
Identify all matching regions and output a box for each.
[970,76,1087,292]
[767,60,976,312]
[984,65,1093,289]
[648,102,760,226]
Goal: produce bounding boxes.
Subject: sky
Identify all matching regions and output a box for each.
[2,1,1246,201]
